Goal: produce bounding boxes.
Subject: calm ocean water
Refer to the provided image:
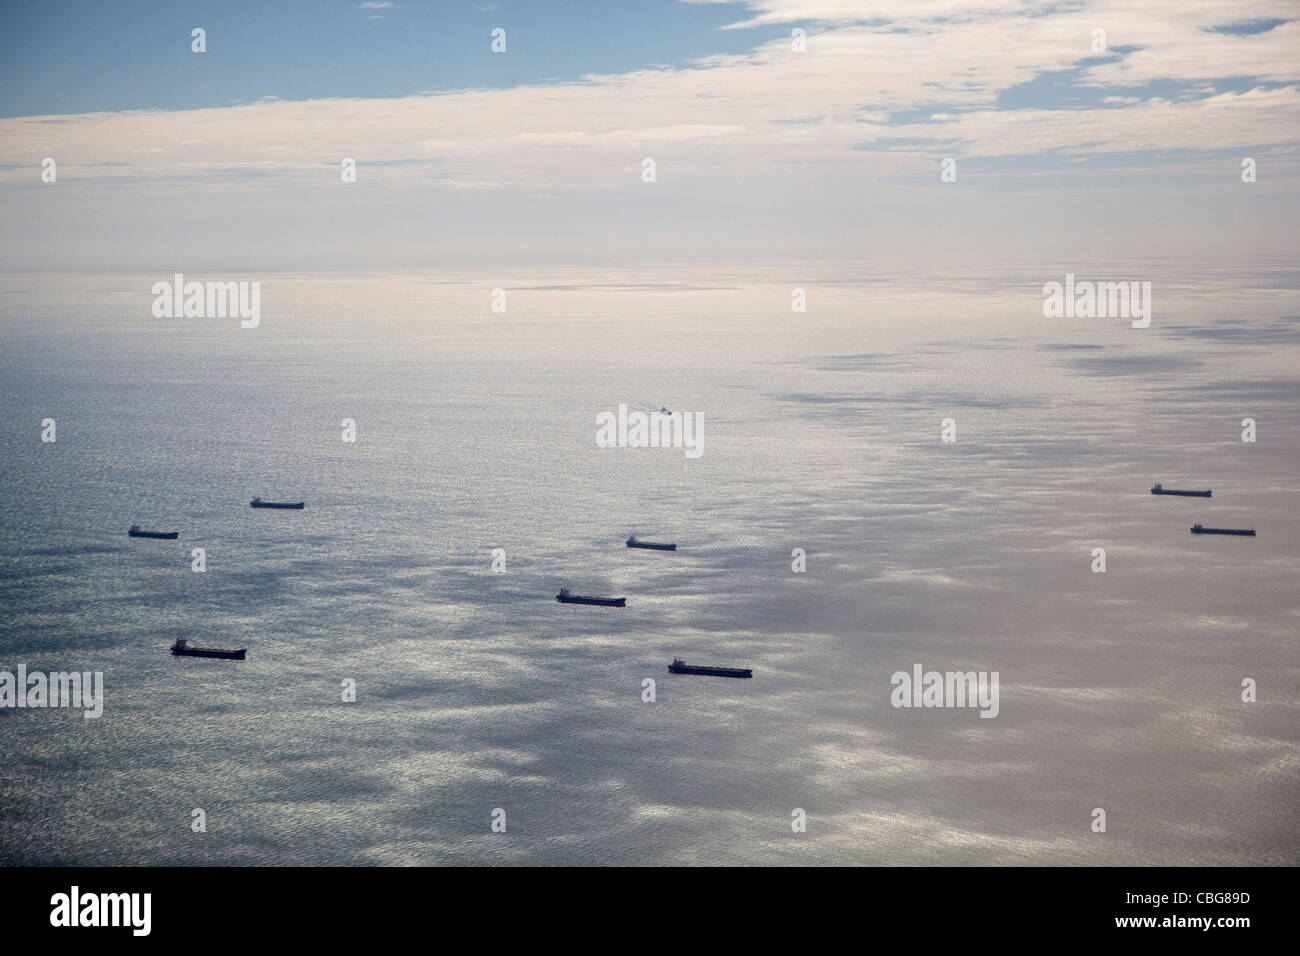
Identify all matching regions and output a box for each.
[1,263,1297,865]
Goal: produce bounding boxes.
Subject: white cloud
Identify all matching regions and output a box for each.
[4,7,1295,190]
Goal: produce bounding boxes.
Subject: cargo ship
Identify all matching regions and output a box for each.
[171,639,246,660]
[627,536,676,551]
[1151,483,1211,497]
[128,525,179,539]
[1190,523,1255,536]
[668,658,752,679]
[556,587,626,607]
[250,497,305,509]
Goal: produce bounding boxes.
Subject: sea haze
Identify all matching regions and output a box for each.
[0,262,1297,865]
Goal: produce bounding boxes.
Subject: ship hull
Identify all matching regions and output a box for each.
[129,530,179,539]
[627,541,676,551]
[556,595,626,606]
[250,501,304,509]
[1191,528,1255,536]
[172,647,247,660]
[1152,489,1211,497]
[669,664,752,678]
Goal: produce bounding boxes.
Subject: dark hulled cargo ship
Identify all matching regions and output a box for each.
[171,639,246,660]
[668,658,752,679]
[556,587,626,607]
[128,525,179,539]
[1151,483,1211,497]
[627,536,676,551]
[1190,523,1255,536]
[250,497,305,509]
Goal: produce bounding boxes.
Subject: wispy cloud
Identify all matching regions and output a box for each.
[5,6,1295,188]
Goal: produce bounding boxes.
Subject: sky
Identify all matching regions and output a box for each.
[1,0,1297,271]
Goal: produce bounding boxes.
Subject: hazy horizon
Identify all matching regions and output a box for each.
[3,0,1299,271]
